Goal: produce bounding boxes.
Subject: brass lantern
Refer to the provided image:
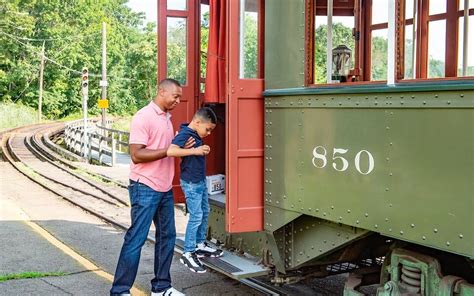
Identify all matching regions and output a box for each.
[332,45,352,82]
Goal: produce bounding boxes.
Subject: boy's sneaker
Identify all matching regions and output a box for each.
[195,242,224,258]
[151,287,185,296]
[180,252,206,273]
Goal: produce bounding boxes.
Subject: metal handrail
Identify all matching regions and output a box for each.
[95,121,129,153]
[64,119,122,166]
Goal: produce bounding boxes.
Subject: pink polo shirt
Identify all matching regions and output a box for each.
[129,101,174,192]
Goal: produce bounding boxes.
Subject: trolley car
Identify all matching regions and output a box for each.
[157,0,474,294]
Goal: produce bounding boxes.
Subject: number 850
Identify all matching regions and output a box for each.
[311,146,375,175]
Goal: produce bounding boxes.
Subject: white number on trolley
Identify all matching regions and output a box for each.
[312,146,327,168]
[354,150,375,175]
[311,146,375,175]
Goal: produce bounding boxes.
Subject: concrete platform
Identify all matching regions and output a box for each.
[0,160,259,296]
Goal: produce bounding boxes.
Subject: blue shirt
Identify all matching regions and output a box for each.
[171,123,206,183]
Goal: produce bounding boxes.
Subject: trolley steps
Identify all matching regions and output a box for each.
[175,237,270,279]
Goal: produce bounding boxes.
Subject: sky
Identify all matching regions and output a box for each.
[126,0,157,25]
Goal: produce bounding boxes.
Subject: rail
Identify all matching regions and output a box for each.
[95,122,130,153]
[64,119,128,166]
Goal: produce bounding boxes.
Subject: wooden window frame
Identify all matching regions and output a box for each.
[306,0,390,87]
[305,0,474,87]
[397,1,474,81]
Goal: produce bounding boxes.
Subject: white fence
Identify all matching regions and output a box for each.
[64,119,129,166]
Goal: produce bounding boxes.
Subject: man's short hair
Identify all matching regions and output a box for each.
[158,78,181,89]
[194,107,217,124]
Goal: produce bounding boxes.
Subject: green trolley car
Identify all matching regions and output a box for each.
[158,0,473,294]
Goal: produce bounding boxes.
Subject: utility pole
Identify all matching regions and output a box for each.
[101,22,107,128]
[38,41,45,122]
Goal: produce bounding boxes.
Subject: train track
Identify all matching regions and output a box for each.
[1,123,289,296]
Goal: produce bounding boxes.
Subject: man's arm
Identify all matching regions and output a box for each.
[129,144,168,164]
[167,144,210,157]
[129,137,195,164]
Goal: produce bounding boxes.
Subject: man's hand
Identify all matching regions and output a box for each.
[194,145,210,156]
[184,137,196,149]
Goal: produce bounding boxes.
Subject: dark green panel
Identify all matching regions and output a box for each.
[265,0,305,89]
[265,91,474,258]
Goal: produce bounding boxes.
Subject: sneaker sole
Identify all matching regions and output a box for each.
[180,258,206,273]
[196,252,224,258]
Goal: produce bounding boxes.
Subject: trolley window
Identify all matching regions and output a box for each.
[306,0,474,86]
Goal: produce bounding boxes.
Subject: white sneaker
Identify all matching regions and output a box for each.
[180,252,206,273]
[151,287,185,296]
[195,242,223,258]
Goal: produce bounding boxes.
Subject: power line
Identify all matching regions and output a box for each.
[0,27,98,42]
[0,30,145,82]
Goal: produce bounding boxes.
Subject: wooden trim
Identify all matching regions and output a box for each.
[418,0,429,78]
[405,18,414,25]
[456,8,474,16]
[305,0,315,85]
[308,80,389,87]
[398,76,474,82]
[396,0,405,81]
[445,0,459,77]
[166,10,189,17]
[257,0,265,79]
[158,0,167,82]
[370,23,388,30]
[428,13,447,21]
[363,0,372,81]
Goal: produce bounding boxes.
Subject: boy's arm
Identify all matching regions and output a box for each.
[167,144,210,157]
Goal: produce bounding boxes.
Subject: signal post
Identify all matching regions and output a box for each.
[81,67,89,158]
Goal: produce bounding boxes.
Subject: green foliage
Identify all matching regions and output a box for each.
[314,23,355,83]
[0,0,157,119]
[166,18,187,85]
[371,36,388,81]
[0,101,38,130]
[243,14,258,78]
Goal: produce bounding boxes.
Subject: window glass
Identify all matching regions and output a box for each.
[428,20,446,78]
[404,24,417,79]
[404,0,417,79]
[457,16,474,76]
[200,4,210,91]
[371,29,388,81]
[314,16,355,84]
[372,0,388,24]
[459,0,474,10]
[167,17,187,85]
[167,0,187,10]
[429,0,446,15]
[239,0,259,79]
[405,0,416,19]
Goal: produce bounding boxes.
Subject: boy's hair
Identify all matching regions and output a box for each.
[194,107,217,124]
[158,78,181,89]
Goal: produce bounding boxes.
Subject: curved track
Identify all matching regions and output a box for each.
[1,123,290,296]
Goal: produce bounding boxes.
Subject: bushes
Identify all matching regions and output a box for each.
[0,102,38,130]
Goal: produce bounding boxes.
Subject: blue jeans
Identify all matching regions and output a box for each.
[181,179,209,253]
[110,180,176,295]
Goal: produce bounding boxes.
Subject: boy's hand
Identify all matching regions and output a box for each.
[183,137,196,149]
[194,145,210,156]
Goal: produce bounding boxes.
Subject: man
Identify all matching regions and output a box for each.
[111,79,191,296]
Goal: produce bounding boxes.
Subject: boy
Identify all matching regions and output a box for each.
[167,107,224,274]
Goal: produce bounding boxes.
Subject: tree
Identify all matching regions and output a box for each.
[0,0,158,118]
[314,22,355,83]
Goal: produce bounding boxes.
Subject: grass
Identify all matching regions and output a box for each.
[0,102,38,130]
[111,116,132,132]
[0,271,67,282]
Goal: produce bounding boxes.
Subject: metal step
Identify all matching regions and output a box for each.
[208,192,225,208]
[175,237,270,279]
